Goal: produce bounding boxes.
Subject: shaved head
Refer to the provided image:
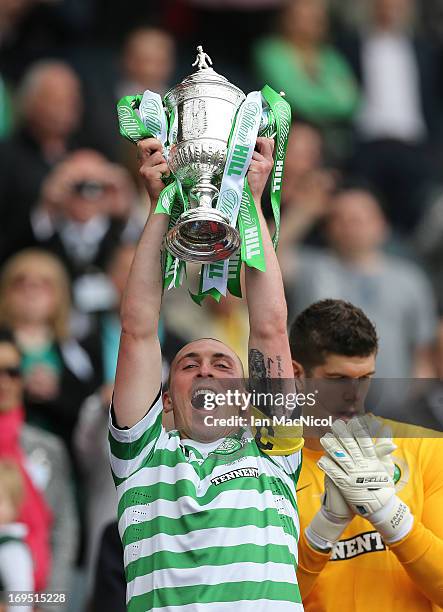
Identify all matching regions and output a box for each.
[169,338,244,384]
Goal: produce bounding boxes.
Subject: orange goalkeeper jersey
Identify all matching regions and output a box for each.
[296,415,443,611]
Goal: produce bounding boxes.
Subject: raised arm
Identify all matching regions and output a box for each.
[245,137,294,384]
[113,139,169,428]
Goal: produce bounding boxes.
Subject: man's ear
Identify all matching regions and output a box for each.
[292,359,305,379]
[163,390,173,413]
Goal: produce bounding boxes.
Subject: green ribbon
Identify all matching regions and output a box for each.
[190,272,223,306]
[261,85,292,248]
[163,196,184,290]
[227,249,242,298]
[117,94,152,142]
[238,180,265,272]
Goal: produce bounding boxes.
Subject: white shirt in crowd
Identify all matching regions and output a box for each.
[357,31,427,142]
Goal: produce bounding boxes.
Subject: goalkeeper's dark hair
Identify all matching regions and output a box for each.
[289,300,378,373]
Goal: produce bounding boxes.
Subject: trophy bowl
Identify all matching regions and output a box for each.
[164,208,241,262]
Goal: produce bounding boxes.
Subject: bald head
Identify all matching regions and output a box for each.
[170,338,244,381]
[19,60,82,138]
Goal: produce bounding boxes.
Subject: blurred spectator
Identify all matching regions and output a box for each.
[81,27,176,165]
[340,0,440,230]
[0,326,51,592]
[253,0,359,159]
[90,521,125,612]
[0,327,78,602]
[1,150,142,314]
[20,407,79,606]
[74,387,117,602]
[401,318,443,431]
[0,459,34,607]
[0,250,99,452]
[0,60,83,255]
[0,0,34,46]
[414,187,443,310]
[283,122,325,186]
[278,121,338,246]
[120,27,175,97]
[280,188,438,379]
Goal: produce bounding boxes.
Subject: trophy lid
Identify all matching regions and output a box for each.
[164,45,245,109]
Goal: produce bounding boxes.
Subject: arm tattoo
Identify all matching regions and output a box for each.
[276,355,283,378]
[248,349,267,383]
[248,349,285,416]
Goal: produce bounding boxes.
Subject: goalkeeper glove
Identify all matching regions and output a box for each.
[318,417,413,544]
[305,474,353,551]
[306,417,396,551]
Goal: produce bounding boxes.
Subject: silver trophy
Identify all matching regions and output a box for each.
[163,46,273,263]
[117,45,277,264]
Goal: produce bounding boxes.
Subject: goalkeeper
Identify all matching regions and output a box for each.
[287,299,443,611]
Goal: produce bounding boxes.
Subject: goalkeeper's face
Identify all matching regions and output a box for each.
[165,339,246,442]
[301,351,377,423]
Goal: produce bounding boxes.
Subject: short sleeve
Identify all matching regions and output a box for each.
[108,388,163,485]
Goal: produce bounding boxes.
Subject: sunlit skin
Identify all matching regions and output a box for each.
[0,343,22,413]
[293,352,377,449]
[163,339,246,443]
[0,487,16,526]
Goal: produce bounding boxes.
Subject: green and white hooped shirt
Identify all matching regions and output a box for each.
[109,391,303,612]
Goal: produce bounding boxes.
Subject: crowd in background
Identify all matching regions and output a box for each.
[1,0,443,610]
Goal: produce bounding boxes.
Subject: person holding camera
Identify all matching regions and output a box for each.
[2,149,143,317]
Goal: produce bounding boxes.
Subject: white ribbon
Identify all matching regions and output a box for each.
[201,91,262,297]
[138,90,168,147]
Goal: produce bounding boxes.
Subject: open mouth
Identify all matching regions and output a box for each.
[191,388,218,411]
